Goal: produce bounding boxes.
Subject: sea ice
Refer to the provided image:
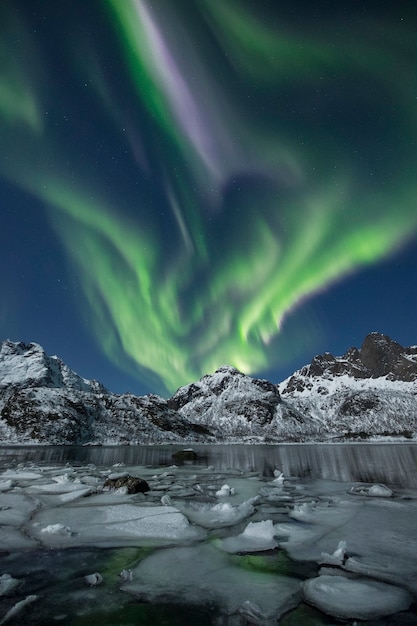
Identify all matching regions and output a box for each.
[40,523,72,535]
[27,503,206,547]
[0,526,37,551]
[320,540,347,566]
[273,469,285,485]
[26,479,90,494]
[122,543,301,621]
[215,484,235,497]
[179,498,257,528]
[219,520,278,553]
[349,483,393,497]
[84,572,103,586]
[0,574,19,597]
[0,595,38,625]
[0,470,42,481]
[0,493,37,526]
[303,574,412,619]
[276,487,417,595]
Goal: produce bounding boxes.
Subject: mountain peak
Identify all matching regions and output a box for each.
[1,334,416,445]
[282,332,417,395]
[0,340,107,393]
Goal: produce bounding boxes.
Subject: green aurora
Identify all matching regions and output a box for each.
[1,1,417,393]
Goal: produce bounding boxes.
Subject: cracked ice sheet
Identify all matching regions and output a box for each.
[122,543,301,622]
[275,484,417,594]
[26,503,206,548]
[0,526,37,551]
[0,493,38,526]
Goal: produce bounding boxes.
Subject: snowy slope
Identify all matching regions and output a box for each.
[1,334,417,444]
[0,341,211,445]
[0,341,106,393]
[278,333,417,439]
[169,365,282,439]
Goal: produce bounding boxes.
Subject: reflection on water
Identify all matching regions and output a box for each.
[1,443,416,487]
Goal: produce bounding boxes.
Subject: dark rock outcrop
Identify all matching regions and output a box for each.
[283,333,417,394]
[103,474,150,494]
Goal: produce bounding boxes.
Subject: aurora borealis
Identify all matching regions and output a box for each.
[1,1,417,395]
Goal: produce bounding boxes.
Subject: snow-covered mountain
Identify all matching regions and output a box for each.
[278,332,417,440]
[0,341,211,445]
[0,340,106,393]
[0,334,416,444]
[169,365,316,442]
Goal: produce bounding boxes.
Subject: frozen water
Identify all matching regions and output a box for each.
[215,483,235,497]
[0,493,37,525]
[178,498,257,528]
[84,572,103,586]
[28,502,206,547]
[0,574,19,597]
[40,523,71,535]
[320,540,347,566]
[277,490,417,594]
[220,519,279,554]
[123,543,301,621]
[0,595,38,625]
[349,482,393,497]
[0,445,417,625]
[0,470,42,481]
[303,574,412,619]
[219,520,278,553]
[0,526,37,551]
[272,469,285,484]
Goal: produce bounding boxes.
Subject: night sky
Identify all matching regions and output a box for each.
[1,0,417,397]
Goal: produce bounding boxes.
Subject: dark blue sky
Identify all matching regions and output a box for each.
[1,0,417,396]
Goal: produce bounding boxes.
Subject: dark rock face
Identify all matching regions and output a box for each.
[339,394,380,416]
[283,333,417,394]
[103,475,150,494]
[360,333,417,381]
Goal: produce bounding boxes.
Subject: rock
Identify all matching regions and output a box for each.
[103,475,150,494]
[172,449,198,462]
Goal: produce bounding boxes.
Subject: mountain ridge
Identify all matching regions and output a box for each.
[0,334,416,444]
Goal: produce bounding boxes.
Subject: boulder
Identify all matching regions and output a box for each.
[103,474,149,494]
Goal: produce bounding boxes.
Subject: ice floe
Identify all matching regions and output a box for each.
[215,483,235,497]
[0,594,38,625]
[219,519,278,554]
[122,543,301,622]
[179,498,257,528]
[320,540,347,566]
[84,572,104,586]
[28,502,206,547]
[303,574,412,619]
[349,482,394,497]
[0,574,19,597]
